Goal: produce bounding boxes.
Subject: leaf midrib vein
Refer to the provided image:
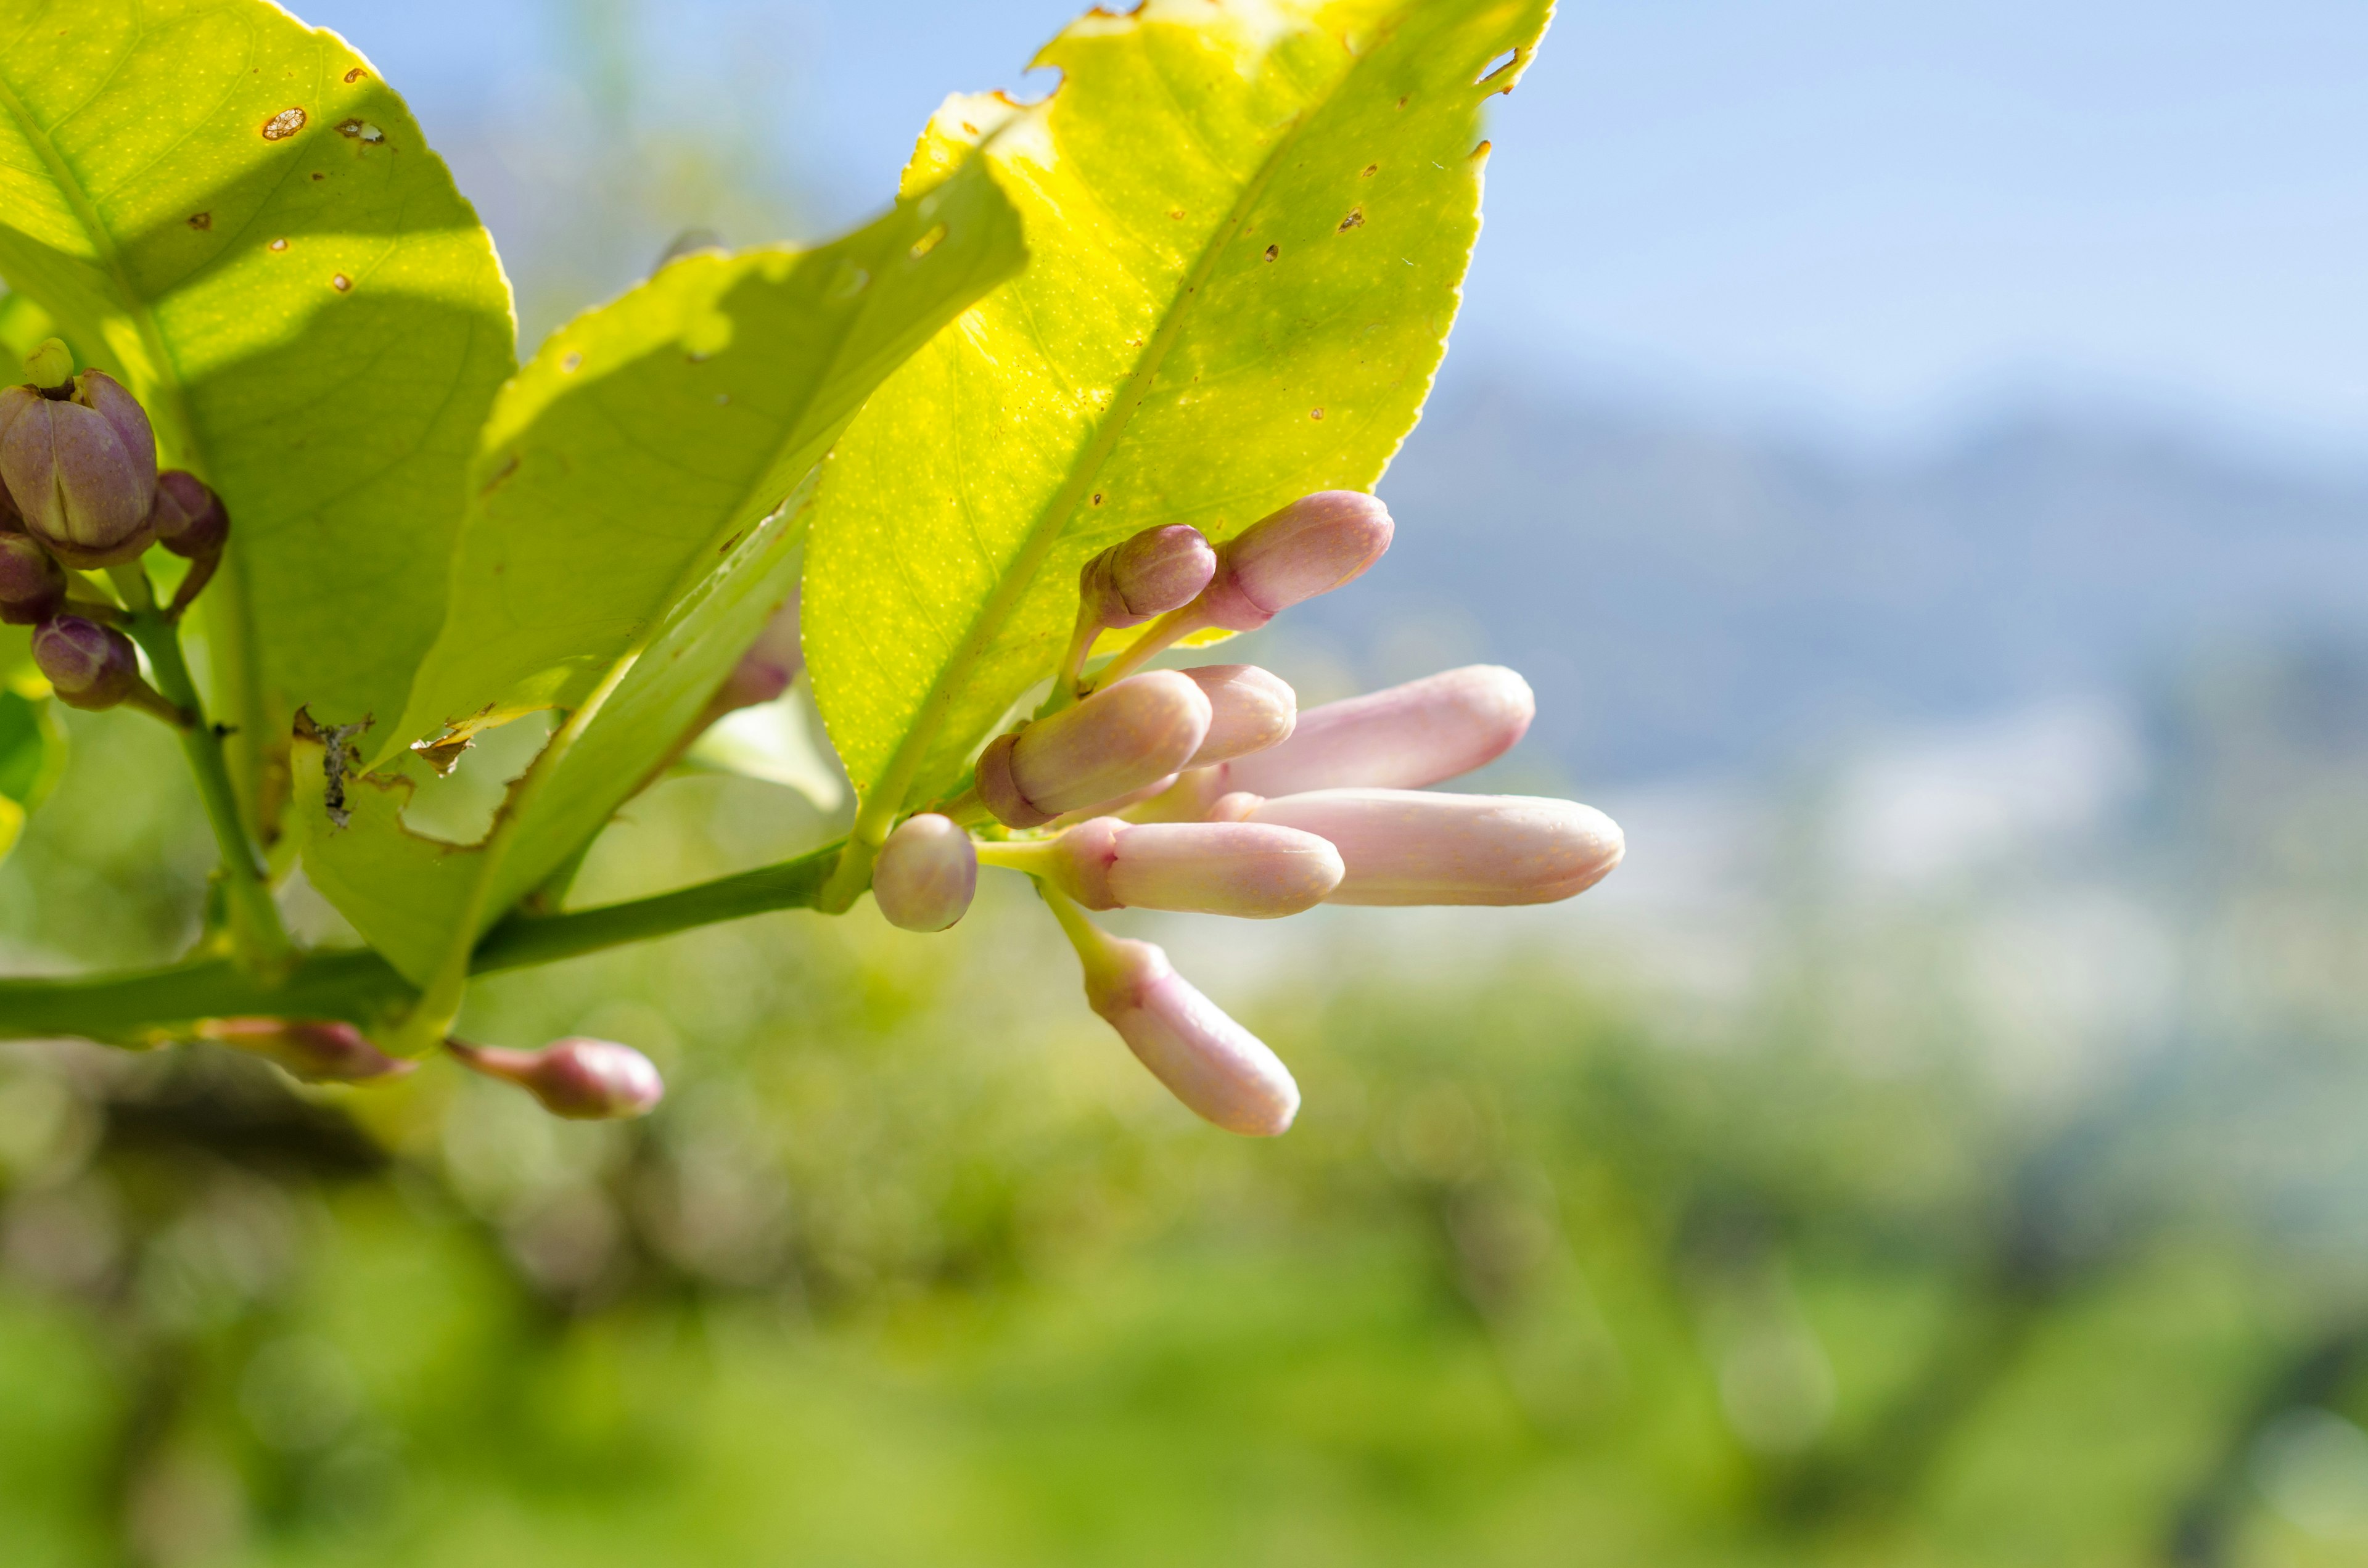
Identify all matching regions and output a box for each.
[854,47,1349,832]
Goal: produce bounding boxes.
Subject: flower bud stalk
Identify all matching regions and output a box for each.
[197,1017,414,1083]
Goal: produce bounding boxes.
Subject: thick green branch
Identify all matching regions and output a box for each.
[0,839,847,1043]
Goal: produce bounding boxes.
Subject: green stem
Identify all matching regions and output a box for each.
[109,564,292,979]
[0,839,849,1041]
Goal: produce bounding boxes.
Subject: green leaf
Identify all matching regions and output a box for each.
[297,162,1024,997]
[0,680,65,864]
[0,0,516,811]
[803,0,1549,838]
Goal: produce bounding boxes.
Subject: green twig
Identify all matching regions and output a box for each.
[0,839,848,1041]
[109,563,293,979]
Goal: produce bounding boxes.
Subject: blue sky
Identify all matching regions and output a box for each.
[297,0,2368,453]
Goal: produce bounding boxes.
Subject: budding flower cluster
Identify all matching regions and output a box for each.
[857,492,1624,1139]
[0,342,232,717]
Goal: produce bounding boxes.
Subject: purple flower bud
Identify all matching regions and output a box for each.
[197,1017,414,1083]
[148,470,229,559]
[873,812,977,931]
[1027,816,1343,917]
[0,532,65,625]
[1080,934,1299,1136]
[0,371,158,568]
[31,615,138,710]
[1224,665,1534,797]
[976,670,1211,828]
[1246,789,1624,906]
[450,1037,665,1120]
[1178,664,1296,768]
[1080,525,1216,629]
[1198,492,1392,633]
[710,594,802,714]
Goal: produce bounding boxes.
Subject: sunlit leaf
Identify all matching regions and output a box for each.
[0,0,516,825]
[804,0,1550,831]
[297,163,1024,991]
[0,679,65,864]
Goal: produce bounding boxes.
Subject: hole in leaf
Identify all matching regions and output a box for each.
[1338,208,1365,231]
[331,274,352,292]
[1476,49,1518,86]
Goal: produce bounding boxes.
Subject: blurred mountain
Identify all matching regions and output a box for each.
[1346,369,2368,787]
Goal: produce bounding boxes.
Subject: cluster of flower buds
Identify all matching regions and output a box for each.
[0,339,234,715]
[868,491,1625,1138]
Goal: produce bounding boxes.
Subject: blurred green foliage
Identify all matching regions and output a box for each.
[9,655,2368,1566]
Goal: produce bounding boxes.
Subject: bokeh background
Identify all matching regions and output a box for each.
[5,1,2367,1562]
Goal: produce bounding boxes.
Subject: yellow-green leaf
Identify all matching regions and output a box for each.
[804,0,1549,839]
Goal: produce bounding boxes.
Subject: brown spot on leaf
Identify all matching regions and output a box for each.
[1310,408,1325,421]
[1091,493,1104,506]
[343,67,368,84]
[1397,95,1409,109]
[1264,243,1278,261]
[188,213,212,231]
[561,351,583,373]
[332,274,352,292]
[311,171,324,181]
[1338,208,1365,231]
[1169,208,1185,220]
[261,107,307,141]
[718,531,744,556]
[1361,163,1378,178]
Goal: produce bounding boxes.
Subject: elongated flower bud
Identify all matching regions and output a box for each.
[0,370,158,568]
[1006,816,1342,917]
[32,615,138,710]
[148,470,229,558]
[1227,665,1534,797]
[450,1037,665,1120]
[1071,922,1299,1136]
[196,1017,414,1083]
[1178,664,1296,768]
[1199,491,1393,633]
[1088,493,1394,689]
[976,671,1211,828]
[1082,525,1215,629]
[1246,789,1623,906]
[711,594,802,715]
[873,813,977,931]
[0,533,65,625]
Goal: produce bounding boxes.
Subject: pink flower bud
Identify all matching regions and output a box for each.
[1080,934,1298,1136]
[450,1037,665,1120]
[1224,665,1534,797]
[1246,788,1623,906]
[873,813,977,931]
[1081,524,1215,628]
[1178,664,1296,768]
[148,470,229,559]
[31,615,138,710]
[710,594,802,714]
[0,533,65,625]
[196,1017,414,1083]
[976,670,1211,828]
[0,372,158,568]
[1026,816,1342,917]
[1198,491,1392,633]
